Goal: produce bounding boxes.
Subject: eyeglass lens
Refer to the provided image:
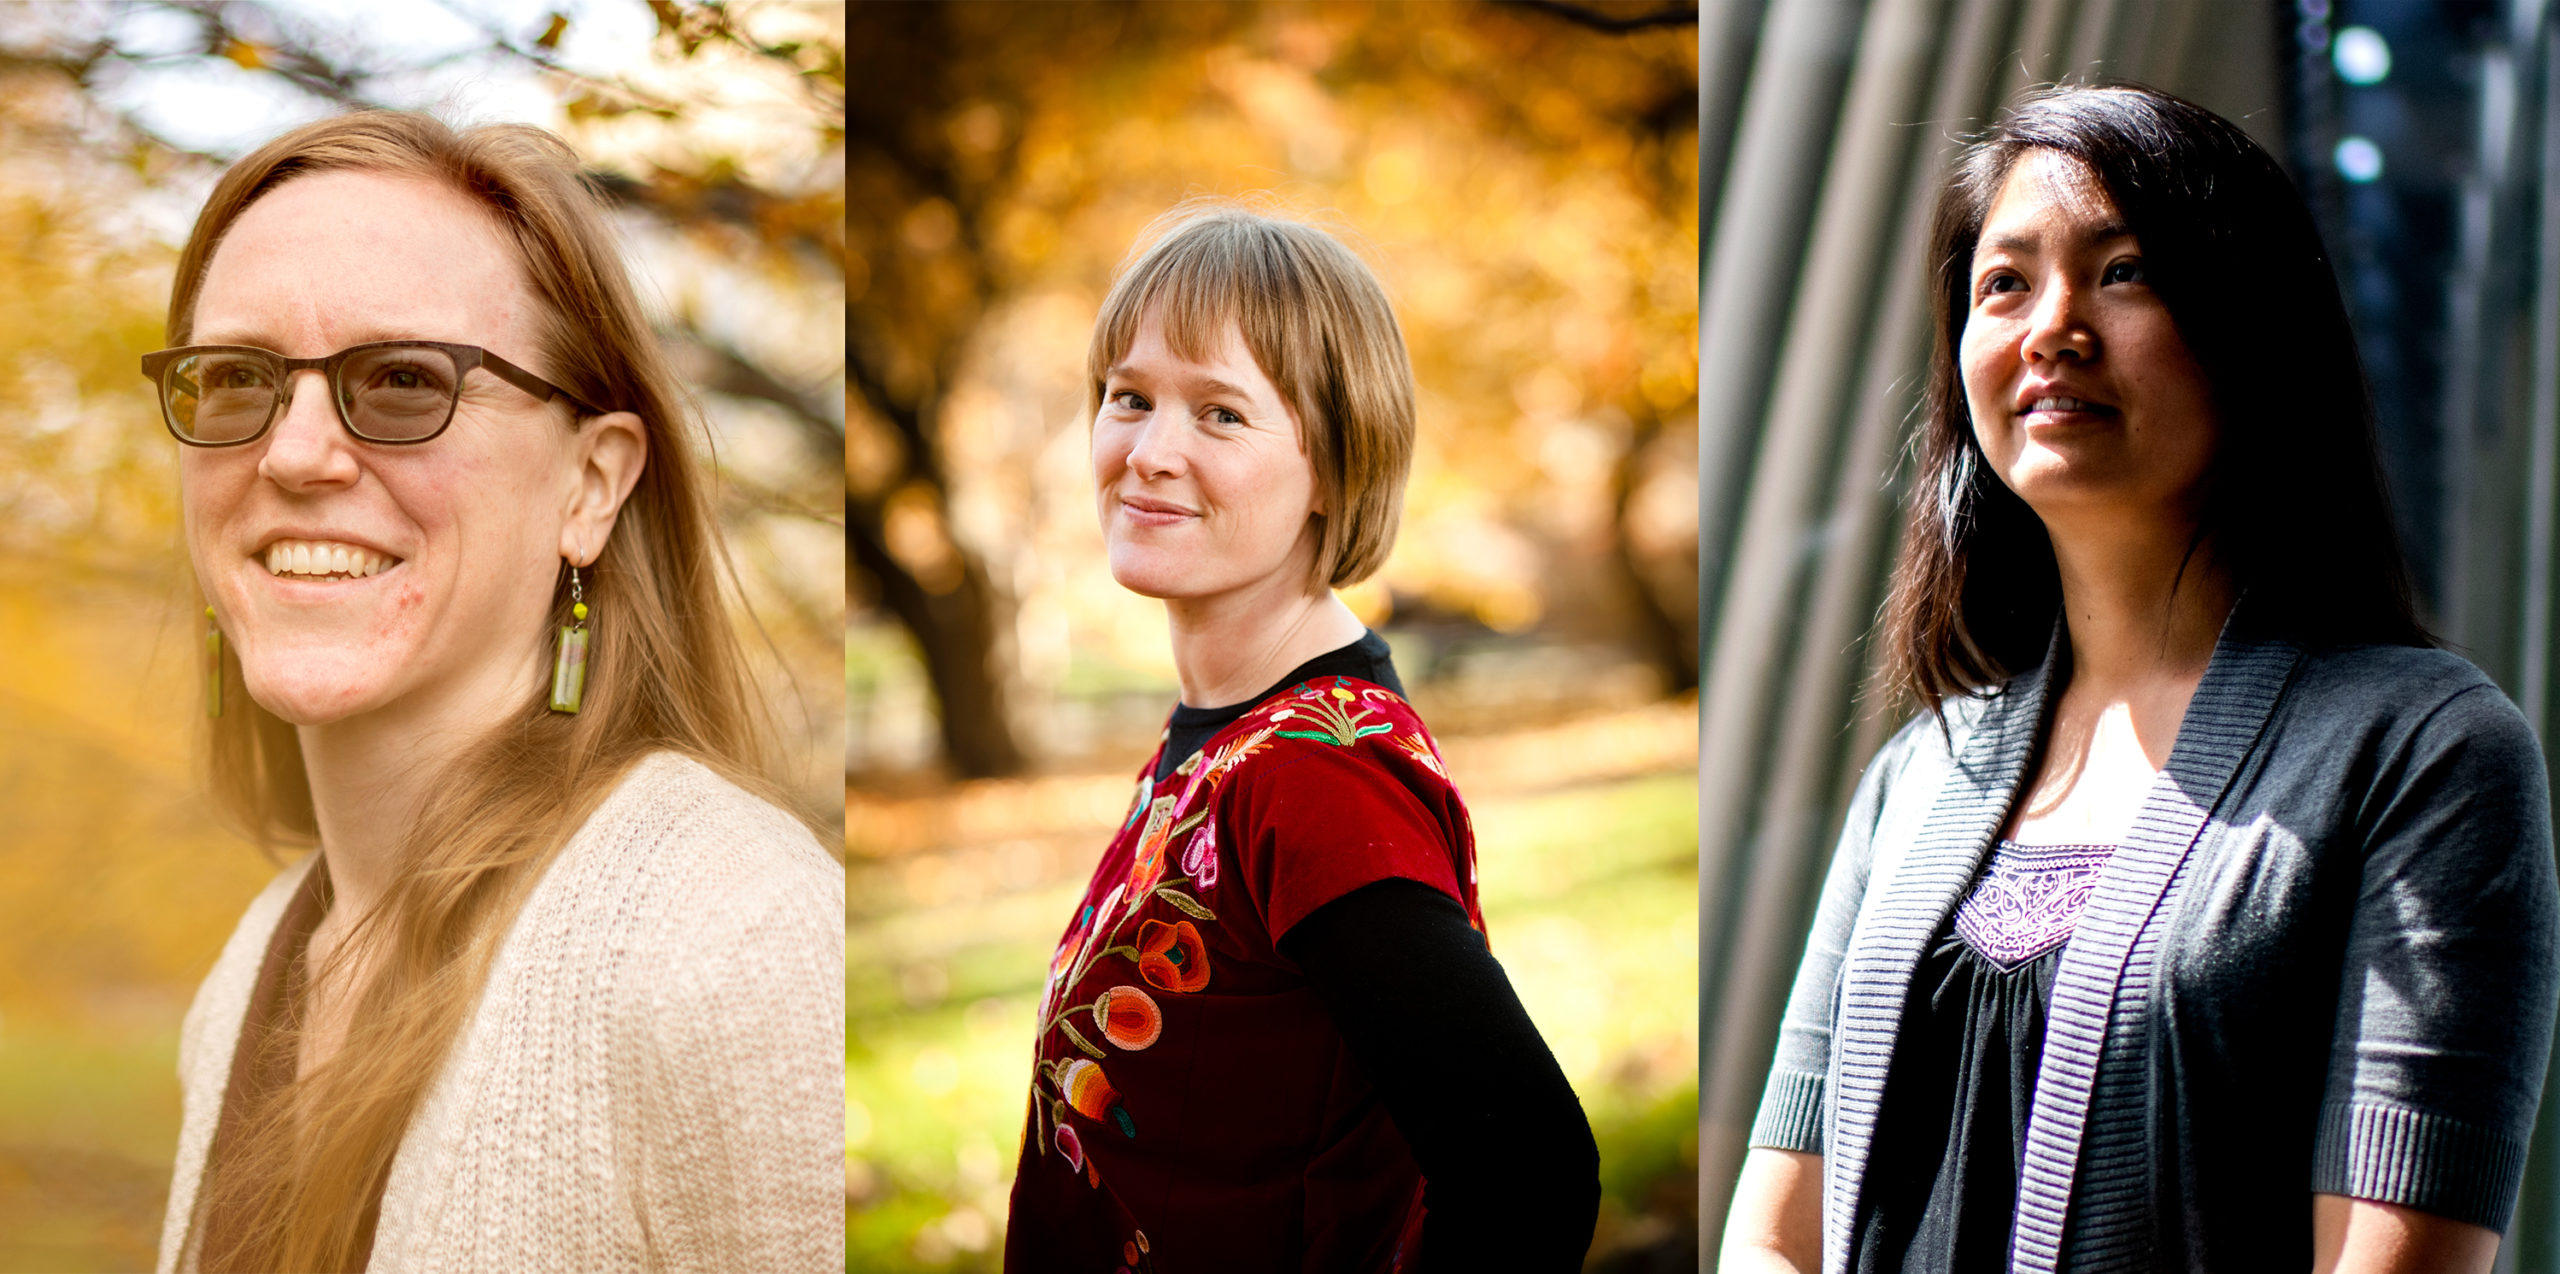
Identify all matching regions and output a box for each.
[165,346,460,444]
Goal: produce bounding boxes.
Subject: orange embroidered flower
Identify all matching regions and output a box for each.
[1136,919,1212,993]
[1093,984,1163,1050]
[1126,799,1175,897]
[1059,1058,1135,1137]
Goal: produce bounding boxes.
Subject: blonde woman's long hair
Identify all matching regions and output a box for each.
[175,111,770,1271]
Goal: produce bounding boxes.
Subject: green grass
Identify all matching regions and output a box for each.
[847,769,1698,1270]
[0,1021,178,1273]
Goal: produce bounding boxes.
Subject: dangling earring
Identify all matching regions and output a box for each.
[204,605,223,719]
[549,563,590,715]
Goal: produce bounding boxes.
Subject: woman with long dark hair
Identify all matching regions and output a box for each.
[1722,84,2558,1272]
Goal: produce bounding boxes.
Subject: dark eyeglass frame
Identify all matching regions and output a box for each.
[139,340,602,447]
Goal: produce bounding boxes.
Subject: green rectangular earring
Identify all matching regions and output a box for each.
[205,605,222,718]
[549,564,589,714]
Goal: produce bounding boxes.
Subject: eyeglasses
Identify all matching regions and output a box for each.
[139,341,599,447]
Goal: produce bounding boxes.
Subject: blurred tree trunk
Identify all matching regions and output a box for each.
[1611,411,1702,693]
[849,2,1029,777]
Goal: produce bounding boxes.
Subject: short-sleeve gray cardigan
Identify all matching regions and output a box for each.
[1752,606,2560,1272]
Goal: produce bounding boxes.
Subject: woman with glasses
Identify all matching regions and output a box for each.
[1721,84,2558,1274]
[145,112,842,1272]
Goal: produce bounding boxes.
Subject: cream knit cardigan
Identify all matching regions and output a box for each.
[156,752,846,1272]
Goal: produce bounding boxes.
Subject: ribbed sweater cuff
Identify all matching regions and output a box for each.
[2311,1100,2531,1232]
[1748,1069,1826,1153]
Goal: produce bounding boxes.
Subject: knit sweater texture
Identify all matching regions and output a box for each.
[1753,611,2558,1272]
[156,752,847,1272]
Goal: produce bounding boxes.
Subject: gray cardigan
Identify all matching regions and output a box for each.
[1751,613,2560,1272]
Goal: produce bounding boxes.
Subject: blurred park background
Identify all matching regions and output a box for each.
[1692,0,2560,1266]
[848,2,1700,1270]
[0,2,844,1269]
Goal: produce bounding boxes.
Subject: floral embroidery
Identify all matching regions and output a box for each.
[1032,676,1448,1202]
[1269,679,1398,747]
[1953,840,2113,966]
[1127,794,1178,896]
[1135,919,1212,992]
[1093,985,1163,1050]
[1056,1057,1135,1136]
[1121,773,1153,831]
[1117,1229,1156,1273]
[1202,725,1278,790]
[1390,732,1447,779]
[1179,822,1219,888]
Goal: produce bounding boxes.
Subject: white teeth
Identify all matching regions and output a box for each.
[2032,396,2094,412]
[261,538,396,579]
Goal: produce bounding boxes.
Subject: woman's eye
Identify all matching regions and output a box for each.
[1978,272,2026,299]
[2103,258,2147,285]
[1207,406,1243,426]
[1110,390,1148,411]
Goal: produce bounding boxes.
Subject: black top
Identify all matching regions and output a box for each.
[1155,628,1405,784]
[1852,841,2113,1273]
[1159,630,1596,1269]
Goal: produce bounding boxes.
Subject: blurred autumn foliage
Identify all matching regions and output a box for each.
[850,0,1700,778]
[848,5,1701,1270]
[0,3,841,1268]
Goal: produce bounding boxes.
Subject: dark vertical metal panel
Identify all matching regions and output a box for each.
[1699,0,1774,267]
[2010,0,2082,86]
[2505,10,2560,1267]
[2525,26,2560,732]
[1694,0,1867,666]
[2066,0,2124,74]
[1692,0,1960,1245]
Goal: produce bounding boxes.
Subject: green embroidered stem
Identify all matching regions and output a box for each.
[1269,691,1394,747]
[1060,1020,1106,1059]
[1153,887,1217,921]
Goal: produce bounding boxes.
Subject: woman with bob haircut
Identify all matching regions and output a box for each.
[1722,84,2559,1273]
[147,112,843,1272]
[1003,204,1601,1271]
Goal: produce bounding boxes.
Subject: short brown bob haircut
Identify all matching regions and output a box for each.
[1087,203,1415,590]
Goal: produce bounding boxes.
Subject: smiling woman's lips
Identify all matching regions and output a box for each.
[258,538,403,581]
[1120,500,1196,527]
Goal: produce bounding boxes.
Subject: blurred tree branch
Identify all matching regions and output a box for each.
[1506,0,1700,33]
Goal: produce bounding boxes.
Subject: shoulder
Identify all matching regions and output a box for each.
[538,752,843,1007]
[1223,677,1453,792]
[2282,644,2538,757]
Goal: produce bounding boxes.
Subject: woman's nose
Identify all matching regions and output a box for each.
[1124,411,1186,479]
[256,369,362,490]
[2023,280,2097,364]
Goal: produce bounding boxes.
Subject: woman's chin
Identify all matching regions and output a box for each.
[238,664,393,727]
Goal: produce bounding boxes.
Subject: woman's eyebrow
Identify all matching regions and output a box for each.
[1980,220,2137,259]
[1103,365,1258,404]
[1185,375,1255,402]
[185,323,442,349]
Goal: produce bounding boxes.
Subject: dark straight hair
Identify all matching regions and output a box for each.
[1880,82,2429,715]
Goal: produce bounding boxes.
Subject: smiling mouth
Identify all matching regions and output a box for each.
[262,538,400,581]
[2025,395,2116,416]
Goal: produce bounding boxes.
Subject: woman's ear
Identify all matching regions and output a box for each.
[561,412,649,564]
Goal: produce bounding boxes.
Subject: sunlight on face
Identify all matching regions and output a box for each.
[180,170,584,727]
[1960,149,2220,531]
[1090,313,1324,612]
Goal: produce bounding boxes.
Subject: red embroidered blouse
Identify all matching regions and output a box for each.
[1004,675,1482,1273]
